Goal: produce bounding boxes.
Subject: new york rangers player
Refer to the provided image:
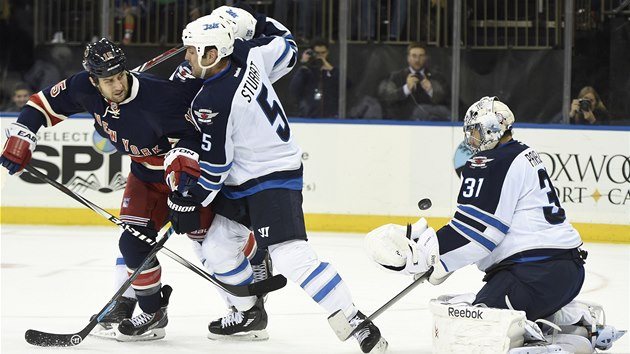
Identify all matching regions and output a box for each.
[165,12,388,354]
[364,96,625,353]
[0,38,207,341]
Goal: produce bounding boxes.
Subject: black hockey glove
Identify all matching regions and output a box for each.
[167,192,201,234]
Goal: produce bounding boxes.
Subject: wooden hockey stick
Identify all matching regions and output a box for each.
[328,268,434,341]
[130,44,185,73]
[24,164,286,298]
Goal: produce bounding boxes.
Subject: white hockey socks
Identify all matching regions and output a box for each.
[269,240,356,320]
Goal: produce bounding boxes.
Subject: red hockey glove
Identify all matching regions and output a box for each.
[164,147,200,194]
[0,123,37,175]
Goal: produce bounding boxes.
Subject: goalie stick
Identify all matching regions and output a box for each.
[23,164,286,298]
[328,198,435,341]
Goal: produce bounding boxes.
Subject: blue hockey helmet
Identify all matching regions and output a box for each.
[82,38,127,78]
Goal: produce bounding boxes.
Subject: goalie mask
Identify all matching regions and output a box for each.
[182,14,234,72]
[463,96,514,153]
[211,6,256,40]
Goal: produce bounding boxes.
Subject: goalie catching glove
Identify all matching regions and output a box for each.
[164,147,200,194]
[0,123,37,175]
[365,217,440,277]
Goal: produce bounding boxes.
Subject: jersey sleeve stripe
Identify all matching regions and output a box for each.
[27,93,69,126]
[457,204,510,234]
[273,38,297,69]
[450,219,497,252]
[200,161,232,174]
[198,176,223,191]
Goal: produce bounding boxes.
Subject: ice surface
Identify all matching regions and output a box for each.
[1,225,629,354]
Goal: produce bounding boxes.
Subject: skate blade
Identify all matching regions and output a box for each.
[368,337,388,354]
[207,329,269,341]
[90,324,119,340]
[115,328,166,342]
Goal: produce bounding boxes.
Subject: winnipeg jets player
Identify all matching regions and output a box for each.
[365,96,625,353]
[0,38,206,341]
[164,12,388,354]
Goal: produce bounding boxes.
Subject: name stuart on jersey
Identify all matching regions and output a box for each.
[240,61,261,103]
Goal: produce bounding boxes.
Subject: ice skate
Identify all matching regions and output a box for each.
[207,297,269,341]
[350,311,388,354]
[90,296,137,339]
[116,285,171,342]
[594,325,626,350]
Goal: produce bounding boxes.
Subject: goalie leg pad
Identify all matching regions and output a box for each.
[430,296,527,353]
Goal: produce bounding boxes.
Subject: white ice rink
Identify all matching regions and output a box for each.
[1,225,629,354]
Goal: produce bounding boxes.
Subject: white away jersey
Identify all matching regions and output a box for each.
[436,140,583,273]
[187,23,300,206]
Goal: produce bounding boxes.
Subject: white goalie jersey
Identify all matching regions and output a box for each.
[436,140,583,273]
[186,19,300,206]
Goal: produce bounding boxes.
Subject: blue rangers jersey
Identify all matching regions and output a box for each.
[186,19,299,207]
[436,140,583,273]
[17,71,203,183]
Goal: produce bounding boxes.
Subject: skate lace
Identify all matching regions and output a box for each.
[221,310,244,328]
[252,263,268,283]
[350,316,371,344]
[129,312,154,327]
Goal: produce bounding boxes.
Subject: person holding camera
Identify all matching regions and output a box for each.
[377,42,449,120]
[570,86,610,125]
[289,38,339,118]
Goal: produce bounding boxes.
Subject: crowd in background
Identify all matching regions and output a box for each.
[1,0,629,125]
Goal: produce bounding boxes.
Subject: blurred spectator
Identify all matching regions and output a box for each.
[289,38,339,118]
[2,82,32,112]
[570,86,609,125]
[377,42,449,120]
[354,0,406,41]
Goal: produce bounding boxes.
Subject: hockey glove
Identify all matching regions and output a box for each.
[167,191,201,234]
[0,123,37,175]
[164,147,200,194]
[364,217,439,276]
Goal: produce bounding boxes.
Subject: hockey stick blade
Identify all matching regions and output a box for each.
[25,329,87,347]
[25,226,175,347]
[328,268,434,341]
[245,274,287,296]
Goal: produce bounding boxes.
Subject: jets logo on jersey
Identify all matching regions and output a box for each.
[194,108,219,124]
[468,156,494,168]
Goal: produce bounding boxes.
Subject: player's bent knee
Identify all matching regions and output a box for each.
[268,239,318,283]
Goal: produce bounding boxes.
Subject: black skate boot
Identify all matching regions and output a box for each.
[207,296,269,341]
[116,285,172,342]
[350,311,388,354]
[90,296,137,338]
[251,252,272,302]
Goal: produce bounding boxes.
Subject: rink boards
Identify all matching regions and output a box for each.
[0,115,628,243]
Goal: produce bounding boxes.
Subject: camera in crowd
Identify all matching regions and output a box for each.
[304,49,324,70]
[578,98,592,112]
